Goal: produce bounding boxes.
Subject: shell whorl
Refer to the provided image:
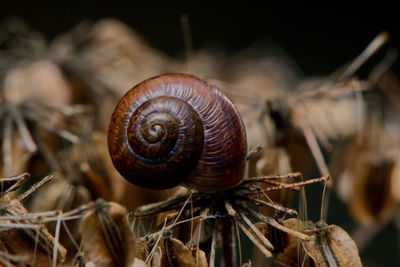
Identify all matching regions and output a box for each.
[108,73,247,192]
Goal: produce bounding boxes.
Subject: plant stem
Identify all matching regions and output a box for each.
[221,217,237,267]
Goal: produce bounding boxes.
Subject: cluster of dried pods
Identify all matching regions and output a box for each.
[0,17,398,266]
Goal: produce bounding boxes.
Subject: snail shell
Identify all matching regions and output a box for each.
[108,73,247,192]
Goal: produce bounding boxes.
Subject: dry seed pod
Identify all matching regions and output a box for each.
[136,236,208,267]
[69,19,179,96]
[255,218,305,267]
[331,118,400,225]
[258,218,362,267]
[302,222,362,267]
[79,199,136,267]
[348,153,398,224]
[108,73,247,192]
[159,237,208,267]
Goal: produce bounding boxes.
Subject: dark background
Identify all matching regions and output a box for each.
[1,1,399,266]
[1,1,400,76]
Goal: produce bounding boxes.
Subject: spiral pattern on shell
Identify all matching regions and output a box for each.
[108,73,247,192]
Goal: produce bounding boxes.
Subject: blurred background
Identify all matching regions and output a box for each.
[2,1,399,75]
[1,1,399,266]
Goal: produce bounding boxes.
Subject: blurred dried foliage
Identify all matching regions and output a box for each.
[0,17,399,266]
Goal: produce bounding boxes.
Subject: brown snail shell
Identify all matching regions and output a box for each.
[108,73,247,192]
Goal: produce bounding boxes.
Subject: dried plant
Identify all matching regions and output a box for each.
[131,172,328,266]
[0,17,398,266]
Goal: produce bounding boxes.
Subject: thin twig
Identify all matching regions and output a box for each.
[180,14,194,73]
[132,192,197,217]
[209,226,217,267]
[8,106,37,152]
[243,172,303,183]
[245,176,329,193]
[245,196,298,216]
[16,175,54,202]
[237,221,273,258]
[337,31,389,81]
[247,144,262,160]
[239,205,310,241]
[52,213,62,267]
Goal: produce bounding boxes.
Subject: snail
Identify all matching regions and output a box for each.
[109,74,331,264]
[108,73,247,192]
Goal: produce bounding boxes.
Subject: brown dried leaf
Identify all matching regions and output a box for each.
[79,199,135,267]
[349,154,397,224]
